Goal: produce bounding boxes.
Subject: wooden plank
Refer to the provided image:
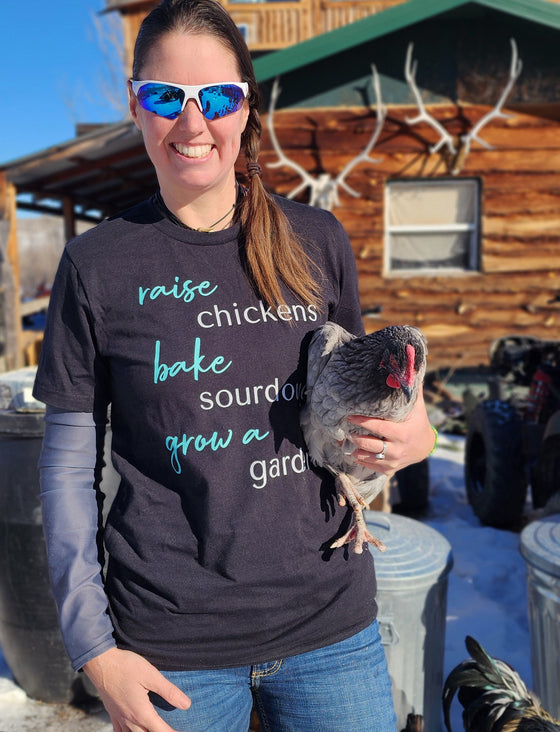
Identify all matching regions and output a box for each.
[1,179,23,370]
[482,254,560,273]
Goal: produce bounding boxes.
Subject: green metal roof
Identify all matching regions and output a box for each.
[253,0,560,81]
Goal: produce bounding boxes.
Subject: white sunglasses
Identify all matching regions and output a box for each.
[131,79,249,120]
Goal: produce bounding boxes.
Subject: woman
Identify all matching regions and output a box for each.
[33,1,436,730]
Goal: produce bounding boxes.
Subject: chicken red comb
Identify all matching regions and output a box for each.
[385,344,416,389]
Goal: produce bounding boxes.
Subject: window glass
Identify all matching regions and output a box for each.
[386,179,480,274]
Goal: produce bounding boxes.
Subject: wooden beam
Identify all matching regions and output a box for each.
[62,196,76,242]
[0,175,23,370]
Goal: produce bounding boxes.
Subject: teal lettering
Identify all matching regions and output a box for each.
[139,277,217,305]
[166,429,233,474]
[242,428,270,445]
[154,338,232,384]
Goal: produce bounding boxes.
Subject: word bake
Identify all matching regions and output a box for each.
[153,338,232,383]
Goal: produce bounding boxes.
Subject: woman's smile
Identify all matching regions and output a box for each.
[171,142,214,159]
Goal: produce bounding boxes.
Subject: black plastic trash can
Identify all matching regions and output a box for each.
[0,407,118,703]
[0,409,81,702]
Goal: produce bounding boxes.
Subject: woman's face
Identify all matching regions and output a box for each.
[129,31,249,203]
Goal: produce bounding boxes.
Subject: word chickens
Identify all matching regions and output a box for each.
[300,321,427,553]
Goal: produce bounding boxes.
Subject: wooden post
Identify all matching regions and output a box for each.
[310,0,322,38]
[62,196,76,242]
[0,172,23,370]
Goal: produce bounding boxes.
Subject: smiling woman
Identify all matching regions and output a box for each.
[32,1,435,730]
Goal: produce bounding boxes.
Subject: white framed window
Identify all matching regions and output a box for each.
[385,178,480,274]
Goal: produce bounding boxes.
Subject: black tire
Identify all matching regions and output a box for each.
[464,400,527,527]
[531,434,560,509]
[393,459,430,515]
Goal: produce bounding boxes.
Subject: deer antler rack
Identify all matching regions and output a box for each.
[404,38,522,175]
[266,67,387,210]
[459,38,522,160]
[404,43,457,156]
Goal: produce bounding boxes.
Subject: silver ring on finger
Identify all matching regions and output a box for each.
[375,440,387,460]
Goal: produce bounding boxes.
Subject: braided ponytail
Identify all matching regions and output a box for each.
[238,103,322,310]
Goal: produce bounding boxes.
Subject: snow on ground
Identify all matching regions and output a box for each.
[0,433,538,731]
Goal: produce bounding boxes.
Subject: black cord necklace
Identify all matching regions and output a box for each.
[154,188,241,232]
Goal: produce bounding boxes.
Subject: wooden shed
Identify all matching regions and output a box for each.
[2,0,560,372]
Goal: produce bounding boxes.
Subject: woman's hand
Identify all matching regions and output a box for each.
[346,388,435,475]
[83,647,191,732]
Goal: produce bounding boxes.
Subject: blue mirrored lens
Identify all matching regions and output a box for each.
[137,84,184,120]
[136,83,246,120]
[198,85,245,120]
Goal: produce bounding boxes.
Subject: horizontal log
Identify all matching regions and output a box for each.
[266,117,559,148]
[358,294,560,317]
[357,269,560,293]
[263,144,560,182]
[482,254,560,273]
[483,215,560,237]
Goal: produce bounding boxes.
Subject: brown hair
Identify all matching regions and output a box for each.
[133,0,321,310]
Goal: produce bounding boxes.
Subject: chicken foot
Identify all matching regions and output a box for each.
[330,472,387,554]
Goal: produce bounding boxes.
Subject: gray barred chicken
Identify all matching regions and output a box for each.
[443,636,560,732]
[300,321,427,553]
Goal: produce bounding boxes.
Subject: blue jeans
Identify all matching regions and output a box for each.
[151,619,396,731]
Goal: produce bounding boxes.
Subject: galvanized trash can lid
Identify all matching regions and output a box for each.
[520,515,560,578]
[364,510,453,590]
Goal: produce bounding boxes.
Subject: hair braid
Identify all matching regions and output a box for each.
[239,107,322,310]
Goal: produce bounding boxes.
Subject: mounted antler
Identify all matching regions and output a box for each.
[266,67,387,210]
[459,38,522,160]
[404,38,522,175]
[404,42,457,156]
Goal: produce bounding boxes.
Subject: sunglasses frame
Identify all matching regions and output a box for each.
[130,79,249,120]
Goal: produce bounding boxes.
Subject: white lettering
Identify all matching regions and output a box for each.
[249,449,311,489]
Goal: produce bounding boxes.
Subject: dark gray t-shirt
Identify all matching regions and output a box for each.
[34,194,377,671]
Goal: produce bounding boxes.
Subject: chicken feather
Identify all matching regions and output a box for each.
[300,321,428,553]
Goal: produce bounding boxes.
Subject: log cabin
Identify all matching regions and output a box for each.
[251,0,560,370]
[1,0,560,371]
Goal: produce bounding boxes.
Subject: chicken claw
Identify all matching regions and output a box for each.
[330,473,386,554]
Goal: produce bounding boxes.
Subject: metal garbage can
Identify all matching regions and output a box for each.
[520,514,560,719]
[0,367,118,703]
[365,510,453,732]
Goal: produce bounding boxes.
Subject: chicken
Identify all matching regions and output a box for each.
[300,321,427,553]
[443,635,560,732]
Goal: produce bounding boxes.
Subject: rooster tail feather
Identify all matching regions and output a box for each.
[464,636,533,702]
[443,660,493,731]
[460,690,511,732]
[442,678,458,731]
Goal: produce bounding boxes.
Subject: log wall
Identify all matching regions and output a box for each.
[249,104,560,372]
